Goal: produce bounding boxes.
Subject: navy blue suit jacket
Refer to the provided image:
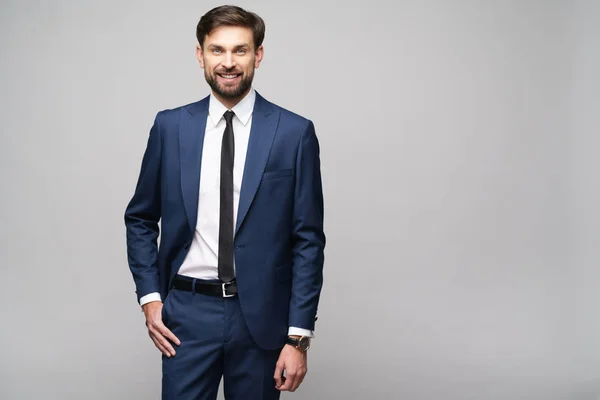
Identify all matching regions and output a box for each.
[124,92,325,350]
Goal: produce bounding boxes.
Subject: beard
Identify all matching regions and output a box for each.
[205,68,254,99]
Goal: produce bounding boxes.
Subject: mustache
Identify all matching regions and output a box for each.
[216,70,242,74]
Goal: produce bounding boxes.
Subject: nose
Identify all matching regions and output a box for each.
[222,52,236,69]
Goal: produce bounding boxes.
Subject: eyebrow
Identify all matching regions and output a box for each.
[207,43,251,50]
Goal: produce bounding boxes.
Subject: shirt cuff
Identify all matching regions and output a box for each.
[288,327,314,338]
[139,292,162,306]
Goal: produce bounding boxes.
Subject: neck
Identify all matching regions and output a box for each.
[212,87,252,110]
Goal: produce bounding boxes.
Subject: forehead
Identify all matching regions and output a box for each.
[204,25,254,48]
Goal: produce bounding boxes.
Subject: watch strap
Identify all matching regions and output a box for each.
[285,336,310,351]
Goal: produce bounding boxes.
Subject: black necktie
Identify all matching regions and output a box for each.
[218,110,235,283]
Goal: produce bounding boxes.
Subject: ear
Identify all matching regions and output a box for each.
[254,45,264,69]
[196,45,205,69]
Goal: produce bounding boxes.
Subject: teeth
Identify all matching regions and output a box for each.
[221,74,238,79]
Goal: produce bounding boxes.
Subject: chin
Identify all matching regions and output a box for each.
[219,89,242,98]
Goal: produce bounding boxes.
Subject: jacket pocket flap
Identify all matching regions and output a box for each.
[263,169,293,180]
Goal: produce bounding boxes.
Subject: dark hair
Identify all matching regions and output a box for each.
[196,5,265,50]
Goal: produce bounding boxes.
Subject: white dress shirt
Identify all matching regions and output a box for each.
[140,88,313,338]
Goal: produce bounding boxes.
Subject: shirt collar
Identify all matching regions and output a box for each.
[208,88,256,127]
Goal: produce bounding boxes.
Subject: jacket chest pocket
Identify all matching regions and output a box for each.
[262,169,293,181]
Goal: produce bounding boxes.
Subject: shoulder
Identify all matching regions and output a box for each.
[154,95,210,125]
[257,92,313,130]
[275,104,310,125]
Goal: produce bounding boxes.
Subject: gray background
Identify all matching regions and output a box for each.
[1,0,598,399]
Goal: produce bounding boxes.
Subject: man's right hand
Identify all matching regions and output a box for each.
[142,301,181,357]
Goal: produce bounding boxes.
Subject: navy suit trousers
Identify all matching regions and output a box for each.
[161,277,282,400]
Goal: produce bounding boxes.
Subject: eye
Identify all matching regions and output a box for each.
[236,49,247,55]
[212,48,222,54]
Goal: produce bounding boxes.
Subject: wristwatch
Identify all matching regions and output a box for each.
[285,335,311,352]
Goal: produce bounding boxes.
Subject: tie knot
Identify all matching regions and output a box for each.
[223,110,235,125]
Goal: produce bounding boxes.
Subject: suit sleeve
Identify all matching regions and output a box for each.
[289,120,325,331]
[124,112,163,303]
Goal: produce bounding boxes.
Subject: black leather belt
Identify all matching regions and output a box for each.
[170,275,238,297]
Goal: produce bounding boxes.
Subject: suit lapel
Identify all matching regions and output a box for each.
[180,96,210,234]
[236,93,279,234]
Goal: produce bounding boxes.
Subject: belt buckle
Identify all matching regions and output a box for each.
[222,282,235,298]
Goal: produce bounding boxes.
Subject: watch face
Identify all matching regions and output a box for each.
[299,337,310,351]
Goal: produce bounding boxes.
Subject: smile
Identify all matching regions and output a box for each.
[218,73,240,79]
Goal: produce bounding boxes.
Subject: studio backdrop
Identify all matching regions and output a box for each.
[1,0,599,399]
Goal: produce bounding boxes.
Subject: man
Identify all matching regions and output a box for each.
[124,5,325,400]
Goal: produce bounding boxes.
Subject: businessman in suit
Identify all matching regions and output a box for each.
[124,5,325,400]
